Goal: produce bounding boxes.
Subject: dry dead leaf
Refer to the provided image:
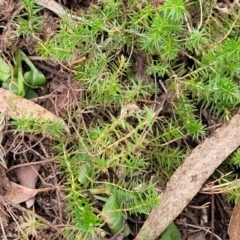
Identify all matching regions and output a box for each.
[228,203,240,240]
[35,0,82,20]
[136,114,240,240]
[35,0,67,17]
[48,80,82,115]
[15,165,41,208]
[0,88,69,132]
[5,181,52,204]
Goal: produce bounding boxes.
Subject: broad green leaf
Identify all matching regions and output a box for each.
[0,57,11,81]
[2,77,26,96]
[102,194,131,236]
[159,222,183,240]
[78,163,92,187]
[24,70,46,87]
[19,49,46,87]
[17,71,26,96]
[25,88,38,99]
[102,194,122,234]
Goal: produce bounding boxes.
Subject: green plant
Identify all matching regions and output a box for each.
[159,222,183,240]
[18,211,46,239]
[16,0,43,38]
[0,49,46,98]
[58,107,163,238]
[10,115,66,136]
[12,0,240,238]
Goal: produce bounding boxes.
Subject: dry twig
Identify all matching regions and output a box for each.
[135,114,240,240]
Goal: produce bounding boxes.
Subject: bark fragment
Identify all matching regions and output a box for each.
[135,114,240,240]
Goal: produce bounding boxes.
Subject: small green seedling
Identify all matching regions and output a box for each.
[0,57,11,81]
[0,49,46,98]
[20,50,46,87]
[159,222,183,240]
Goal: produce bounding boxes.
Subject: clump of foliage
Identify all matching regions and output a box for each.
[14,0,240,238]
[0,49,46,98]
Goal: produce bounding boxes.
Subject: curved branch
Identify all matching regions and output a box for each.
[135,114,240,240]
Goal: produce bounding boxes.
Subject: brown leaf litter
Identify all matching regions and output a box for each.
[0,88,70,133]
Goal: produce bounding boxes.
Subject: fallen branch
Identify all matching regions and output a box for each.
[35,0,82,20]
[135,114,240,240]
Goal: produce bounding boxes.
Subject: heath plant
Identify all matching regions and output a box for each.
[12,0,240,238]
